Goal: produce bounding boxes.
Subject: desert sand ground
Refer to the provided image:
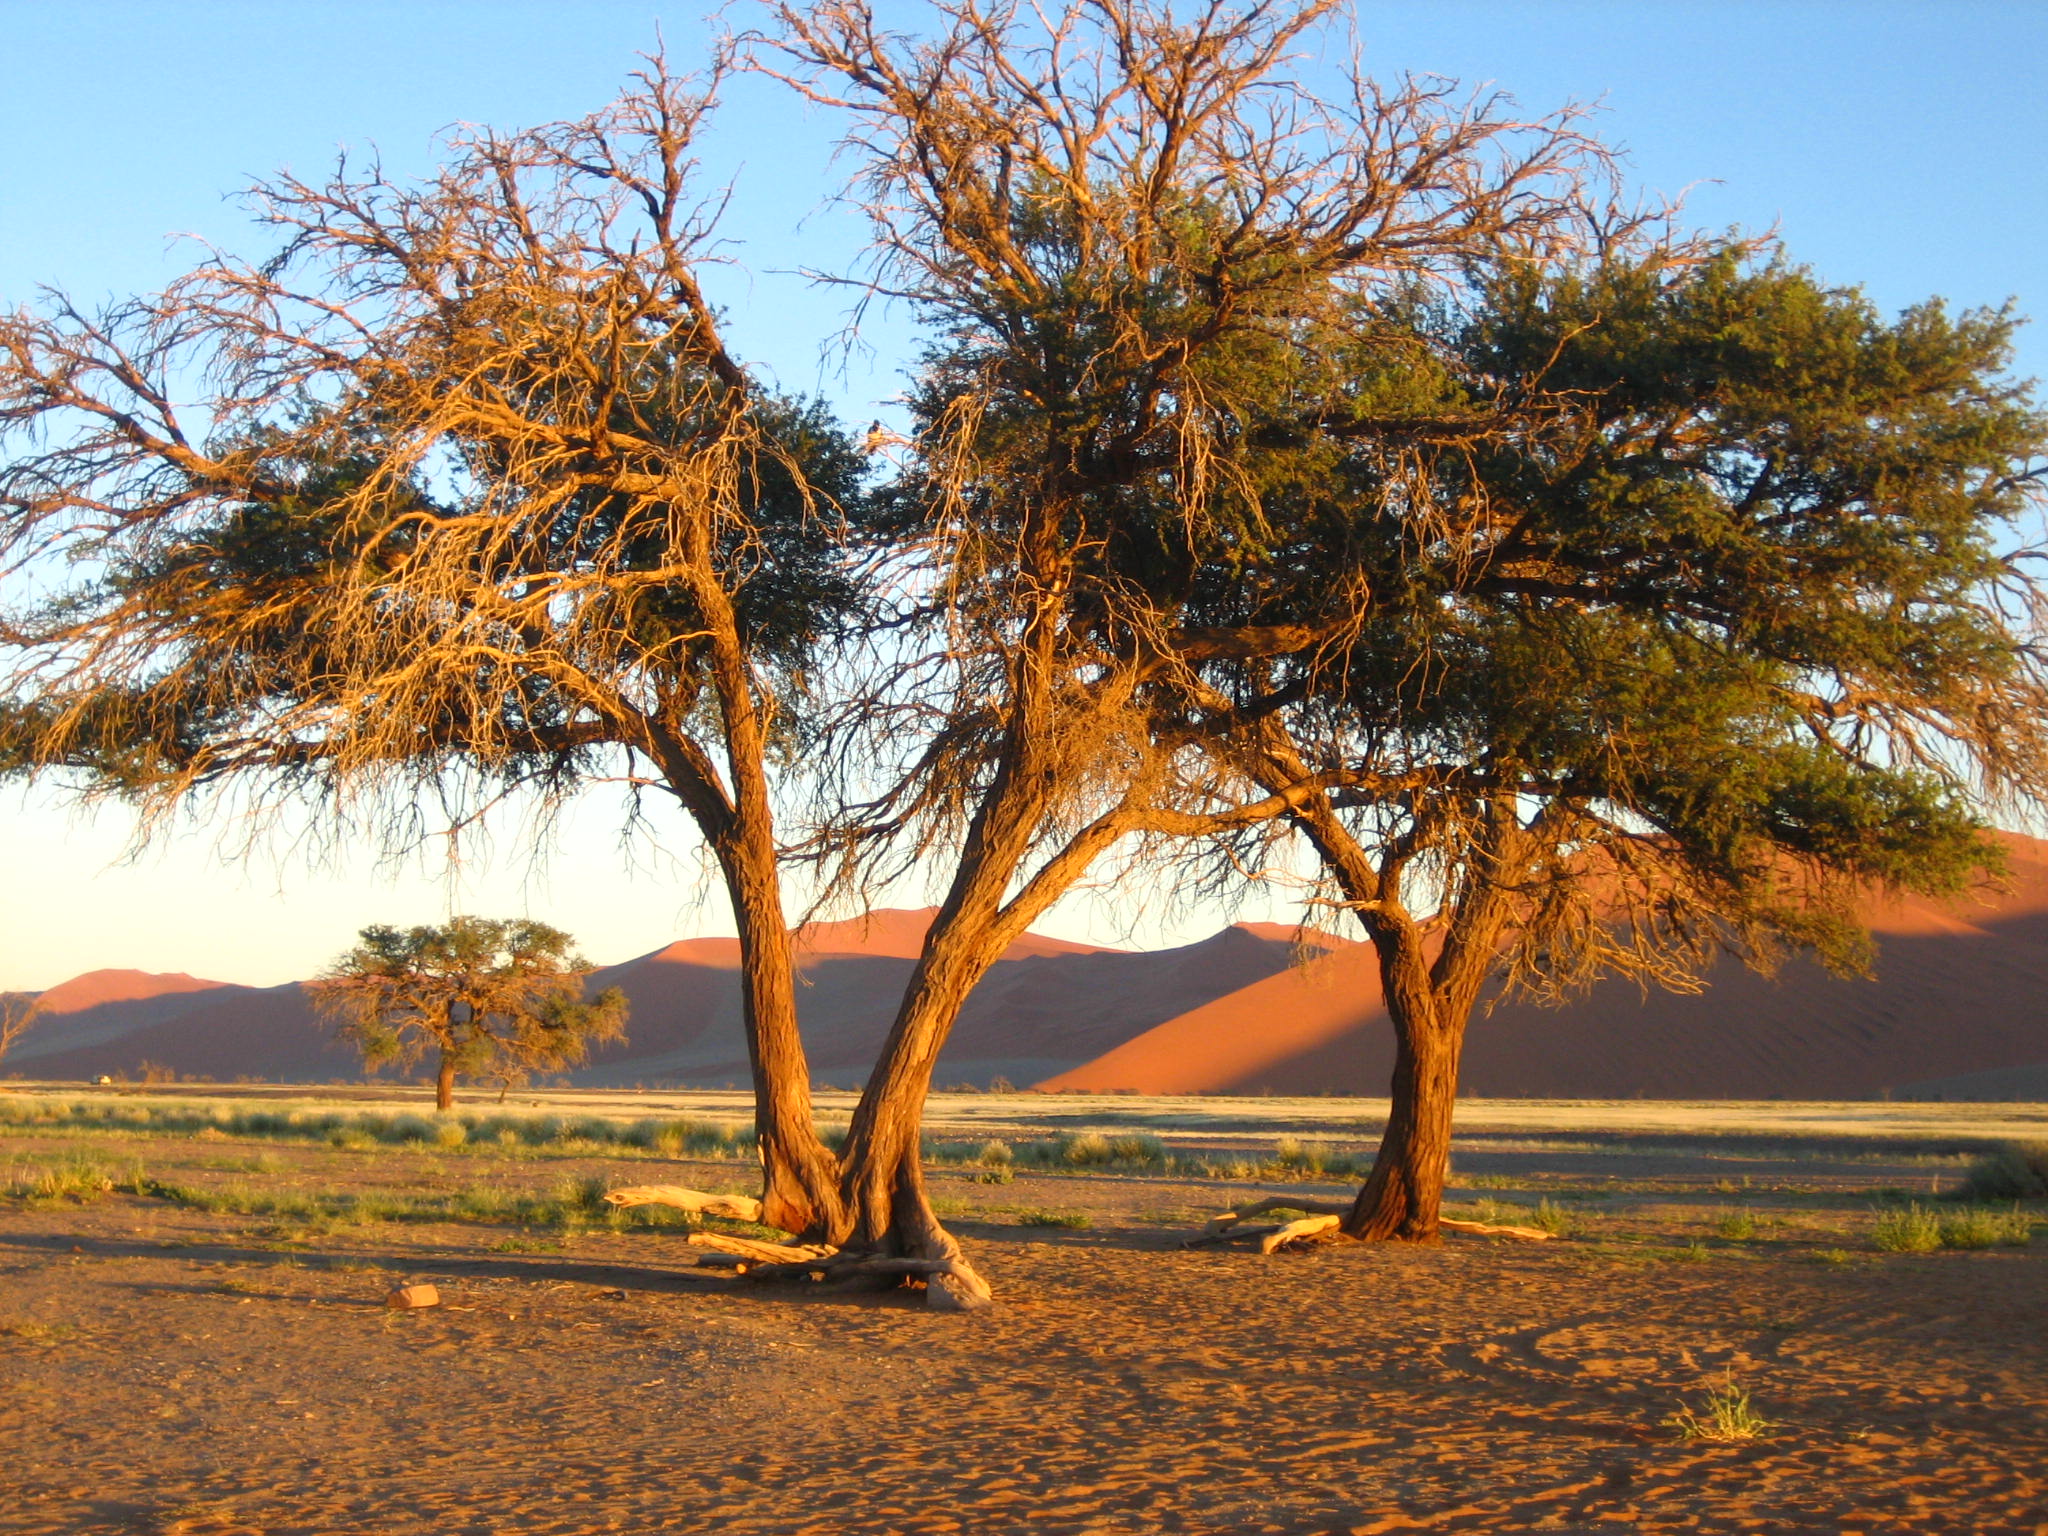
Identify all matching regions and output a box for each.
[2,1087,2044,1535]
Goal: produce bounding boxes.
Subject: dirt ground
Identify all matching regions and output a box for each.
[3,1104,2045,1535]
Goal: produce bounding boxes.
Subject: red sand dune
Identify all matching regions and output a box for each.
[32,969,231,1015]
[13,849,2048,1099]
[1040,833,2048,1099]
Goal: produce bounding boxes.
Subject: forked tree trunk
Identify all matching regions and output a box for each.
[833,945,993,1256]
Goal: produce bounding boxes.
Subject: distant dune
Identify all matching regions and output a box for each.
[1041,833,2048,1100]
[9,843,2048,1099]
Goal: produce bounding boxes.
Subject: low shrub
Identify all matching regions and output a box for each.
[1935,1205,2034,1250]
[1872,1203,1942,1253]
[1714,1207,1757,1241]
[1960,1142,2048,1201]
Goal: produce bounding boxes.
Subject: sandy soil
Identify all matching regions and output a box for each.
[3,1113,2044,1535]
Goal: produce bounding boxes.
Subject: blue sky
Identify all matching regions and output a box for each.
[3,2,2044,989]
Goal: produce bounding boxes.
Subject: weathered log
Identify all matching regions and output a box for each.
[1259,1214,1342,1253]
[1439,1216,1555,1241]
[603,1185,768,1225]
[1204,1195,1351,1234]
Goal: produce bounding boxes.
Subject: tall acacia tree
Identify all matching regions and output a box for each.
[1196,247,2048,1239]
[0,63,857,1233]
[758,0,1628,1272]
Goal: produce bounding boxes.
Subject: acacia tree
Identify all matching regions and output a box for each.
[1196,247,2048,1239]
[316,917,628,1110]
[0,64,857,1232]
[757,0,1624,1273]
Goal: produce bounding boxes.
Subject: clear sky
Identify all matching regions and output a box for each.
[2,1,2044,990]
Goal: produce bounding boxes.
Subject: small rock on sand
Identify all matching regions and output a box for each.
[384,1284,440,1310]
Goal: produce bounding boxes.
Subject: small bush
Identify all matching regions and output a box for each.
[971,1166,1014,1185]
[1059,1132,1115,1166]
[1872,1204,1942,1253]
[1714,1207,1757,1241]
[1808,1247,1857,1266]
[1960,1142,2048,1201]
[1937,1205,2034,1250]
[1531,1199,1578,1238]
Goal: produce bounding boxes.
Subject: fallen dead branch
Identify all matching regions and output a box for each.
[1193,1195,1556,1249]
[603,1185,769,1225]
[1440,1216,1556,1241]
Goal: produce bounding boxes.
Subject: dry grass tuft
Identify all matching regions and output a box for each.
[1668,1371,1776,1441]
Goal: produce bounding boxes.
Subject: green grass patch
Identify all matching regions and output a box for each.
[0,1096,758,1162]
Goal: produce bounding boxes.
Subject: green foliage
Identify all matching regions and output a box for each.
[1222,242,2047,1012]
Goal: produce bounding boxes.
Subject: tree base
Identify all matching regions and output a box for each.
[603,1184,995,1309]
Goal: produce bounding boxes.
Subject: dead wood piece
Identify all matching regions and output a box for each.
[691,1251,755,1269]
[686,1232,836,1264]
[1259,1214,1343,1254]
[1196,1204,1351,1253]
[1440,1217,1556,1241]
[1183,1222,1286,1249]
[603,1185,767,1224]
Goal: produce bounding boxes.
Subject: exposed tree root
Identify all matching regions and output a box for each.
[603,1185,771,1226]
[686,1232,836,1265]
[1193,1195,1555,1250]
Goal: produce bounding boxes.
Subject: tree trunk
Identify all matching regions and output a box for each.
[435,1050,456,1112]
[833,946,990,1256]
[1341,967,1462,1240]
[721,838,847,1240]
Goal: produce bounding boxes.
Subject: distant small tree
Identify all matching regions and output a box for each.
[314,918,628,1110]
[0,994,39,1071]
